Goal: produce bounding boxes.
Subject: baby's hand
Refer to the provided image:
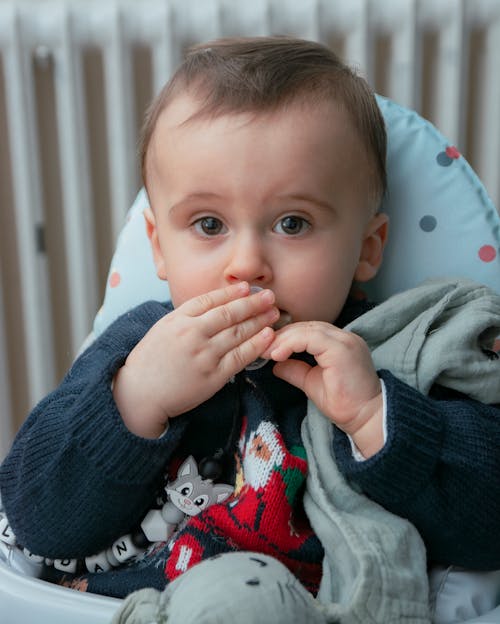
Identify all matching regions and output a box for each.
[262,322,384,458]
[113,283,278,438]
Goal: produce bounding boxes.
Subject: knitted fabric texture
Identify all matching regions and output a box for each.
[50,376,323,598]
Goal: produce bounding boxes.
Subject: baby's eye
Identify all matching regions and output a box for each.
[193,217,226,236]
[274,216,310,236]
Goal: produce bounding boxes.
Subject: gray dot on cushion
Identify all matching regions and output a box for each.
[436,151,453,166]
[419,215,437,232]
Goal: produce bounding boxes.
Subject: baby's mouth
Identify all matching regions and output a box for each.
[244,305,291,372]
[248,286,291,330]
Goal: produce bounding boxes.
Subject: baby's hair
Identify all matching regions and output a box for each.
[140,36,387,205]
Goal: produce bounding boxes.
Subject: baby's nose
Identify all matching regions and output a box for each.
[224,236,272,285]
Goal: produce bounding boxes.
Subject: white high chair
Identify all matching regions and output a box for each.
[1,96,500,624]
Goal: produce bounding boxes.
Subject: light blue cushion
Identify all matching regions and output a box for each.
[94,188,168,337]
[367,96,500,301]
[93,95,500,337]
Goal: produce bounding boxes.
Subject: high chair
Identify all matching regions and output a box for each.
[1,96,500,624]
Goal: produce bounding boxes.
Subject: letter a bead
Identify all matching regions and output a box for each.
[85,551,112,573]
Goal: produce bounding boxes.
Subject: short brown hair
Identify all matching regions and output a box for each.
[140,36,387,203]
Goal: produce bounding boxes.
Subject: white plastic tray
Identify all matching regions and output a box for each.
[0,557,121,624]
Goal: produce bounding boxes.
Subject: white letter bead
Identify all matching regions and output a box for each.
[54,558,78,573]
[23,549,45,563]
[141,509,171,542]
[111,534,141,563]
[0,515,16,545]
[106,547,119,567]
[85,551,112,573]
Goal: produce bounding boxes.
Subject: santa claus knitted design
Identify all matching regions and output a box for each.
[164,381,323,595]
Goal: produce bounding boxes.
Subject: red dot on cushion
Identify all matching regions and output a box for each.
[445,146,460,159]
[478,245,497,262]
[109,271,121,288]
[493,338,500,353]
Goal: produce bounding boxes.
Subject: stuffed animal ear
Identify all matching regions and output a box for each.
[178,455,197,478]
[214,484,233,503]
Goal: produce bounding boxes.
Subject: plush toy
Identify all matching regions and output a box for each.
[139,456,233,543]
[111,551,328,624]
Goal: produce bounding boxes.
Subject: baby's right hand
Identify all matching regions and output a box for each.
[113,282,278,438]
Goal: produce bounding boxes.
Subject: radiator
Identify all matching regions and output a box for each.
[1,0,499,452]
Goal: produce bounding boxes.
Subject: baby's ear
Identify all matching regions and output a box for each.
[144,207,168,281]
[354,212,389,283]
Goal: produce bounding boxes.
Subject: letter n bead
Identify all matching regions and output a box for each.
[112,534,141,563]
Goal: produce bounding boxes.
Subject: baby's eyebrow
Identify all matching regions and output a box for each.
[275,193,334,213]
[170,192,225,214]
[168,191,335,216]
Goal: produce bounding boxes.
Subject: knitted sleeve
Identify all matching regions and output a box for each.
[0,301,189,559]
[333,369,500,570]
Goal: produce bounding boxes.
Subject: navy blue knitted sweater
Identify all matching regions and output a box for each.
[1,297,500,588]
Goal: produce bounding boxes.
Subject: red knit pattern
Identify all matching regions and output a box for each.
[165,416,323,594]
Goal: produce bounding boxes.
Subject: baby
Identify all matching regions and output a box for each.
[1,37,500,616]
[116,37,388,457]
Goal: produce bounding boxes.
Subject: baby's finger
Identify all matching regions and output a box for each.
[263,321,343,361]
[201,288,277,337]
[260,323,311,361]
[180,282,250,317]
[220,326,275,374]
[211,307,280,355]
[272,359,312,391]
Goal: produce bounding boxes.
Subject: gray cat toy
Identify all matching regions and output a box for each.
[141,456,233,542]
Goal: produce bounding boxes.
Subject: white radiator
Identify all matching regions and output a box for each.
[0,0,499,452]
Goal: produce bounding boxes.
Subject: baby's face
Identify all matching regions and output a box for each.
[145,93,387,323]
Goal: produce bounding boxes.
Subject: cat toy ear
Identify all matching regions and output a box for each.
[213,484,233,504]
[178,455,198,478]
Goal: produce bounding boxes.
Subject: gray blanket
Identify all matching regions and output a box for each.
[347,278,500,403]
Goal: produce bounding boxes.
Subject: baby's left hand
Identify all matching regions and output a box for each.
[262,322,384,458]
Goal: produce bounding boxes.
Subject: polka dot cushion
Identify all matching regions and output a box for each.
[94,186,168,339]
[365,96,500,302]
[93,95,500,337]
